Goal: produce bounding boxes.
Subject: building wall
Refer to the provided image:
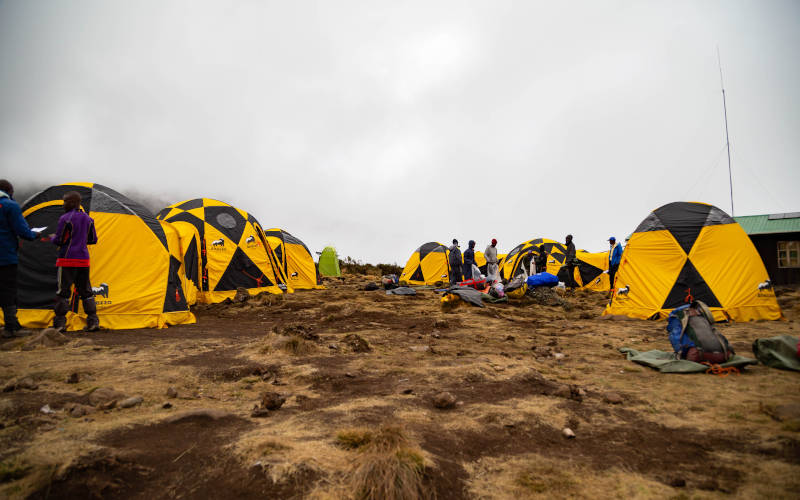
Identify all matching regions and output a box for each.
[749,232,800,285]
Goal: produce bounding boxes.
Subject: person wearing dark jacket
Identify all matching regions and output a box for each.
[0,180,42,337]
[563,234,578,288]
[463,240,478,280]
[448,239,462,285]
[535,245,548,274]
[51,191,100,332]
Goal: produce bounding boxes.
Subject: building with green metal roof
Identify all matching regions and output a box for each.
[734,213,800,285]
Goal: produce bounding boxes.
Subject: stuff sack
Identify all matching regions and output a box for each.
[526,272,559,288]
[682,313,734,363]
[459,278,486,291]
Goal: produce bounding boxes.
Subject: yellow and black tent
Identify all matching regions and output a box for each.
[400,242,451,286]
[500,238,567,280]
[604,201,782,321]
[12,183,196,331]
[557,250,610,291]
[156,199,288,303]
[263,228,322,290]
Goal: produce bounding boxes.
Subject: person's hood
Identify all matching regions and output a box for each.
[0,190,9,200]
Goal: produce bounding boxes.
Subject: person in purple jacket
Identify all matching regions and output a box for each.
[0,180,43,337]
[50,191,99,332]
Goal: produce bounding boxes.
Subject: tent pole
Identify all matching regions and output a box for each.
[718,47,734,217]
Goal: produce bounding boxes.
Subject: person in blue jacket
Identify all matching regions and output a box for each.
[608,236,623,291]
[463,240,478,280]
[0,180,42,337]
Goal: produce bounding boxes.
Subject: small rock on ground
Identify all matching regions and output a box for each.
[119,396,143,408]
[433,392,457,409]
[562,427,576,439]
[603,392,624,405]
[260,392,286,411]
[342,334,371,353]
[166,387,178,398]
[88,387,126,406]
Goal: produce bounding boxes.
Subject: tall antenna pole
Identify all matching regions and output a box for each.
[718,47,734,216]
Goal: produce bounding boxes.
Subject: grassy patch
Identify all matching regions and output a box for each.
[280,336,315,356]
[0,457,31,483]
[335,425,429,500]
[336,429,374,450]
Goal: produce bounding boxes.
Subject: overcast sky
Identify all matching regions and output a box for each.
[1,0,798,264]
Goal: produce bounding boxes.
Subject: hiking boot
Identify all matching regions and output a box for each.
[83,297,100,332]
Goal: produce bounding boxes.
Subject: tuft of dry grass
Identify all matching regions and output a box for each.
[280,336,316,356]
[332,425,429,500]
[336,429,374,450]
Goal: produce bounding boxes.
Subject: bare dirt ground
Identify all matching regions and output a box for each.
[1,276,798,499]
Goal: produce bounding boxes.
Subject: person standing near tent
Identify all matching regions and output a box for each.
[448,239,462,285]
[535,245,548,274]
[463,240,478,280]
[484,238,499,281]
[50,191,100,332]
[0,180,42,337]
[564,234,577,288]
[607,236,623,292]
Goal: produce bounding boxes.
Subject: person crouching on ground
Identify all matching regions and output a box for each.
[0,179,42,337]
[463,240,478,280]
[50,191,100,332]
[448,239,462,285]
[484,238,499,282]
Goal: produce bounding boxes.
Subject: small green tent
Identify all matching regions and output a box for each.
[319,246,341,277]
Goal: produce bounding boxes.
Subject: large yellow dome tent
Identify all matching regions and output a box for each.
[263,228,322,290]
[500,238,567,280]
[400,242,451,285]
[11,183,196,331]
[604,201,782,321]
[156,199,288,303]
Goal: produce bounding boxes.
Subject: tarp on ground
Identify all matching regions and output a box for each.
[752,335,800,372]
[619,347,758,373]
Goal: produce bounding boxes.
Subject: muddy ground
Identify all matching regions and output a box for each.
[1,276,798,499]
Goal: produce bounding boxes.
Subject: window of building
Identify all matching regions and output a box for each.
[778,241,800,268]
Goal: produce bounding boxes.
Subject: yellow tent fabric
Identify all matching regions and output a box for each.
[400,242,451,285]
[561,250,610,291]
[500,238,567,280]
[263,228,322,290]
[12,183,196,331]
[604,201,783,321]
[157,199,289,303]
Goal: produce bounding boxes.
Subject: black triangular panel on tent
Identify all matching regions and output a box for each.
[164,211,206,238]
[577,261,604,286]
[184,237,199,289]
[204,205,246,244]
[177,199,204,210]
[163,256,188,312]
[18,205,61,309]
[661,259,722,309]
[418,242,442,262]
[654,202,712,254]
[214,247,274,291]
[22,185,93,214]
[410,266,424,282]
[550,253,566,264]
